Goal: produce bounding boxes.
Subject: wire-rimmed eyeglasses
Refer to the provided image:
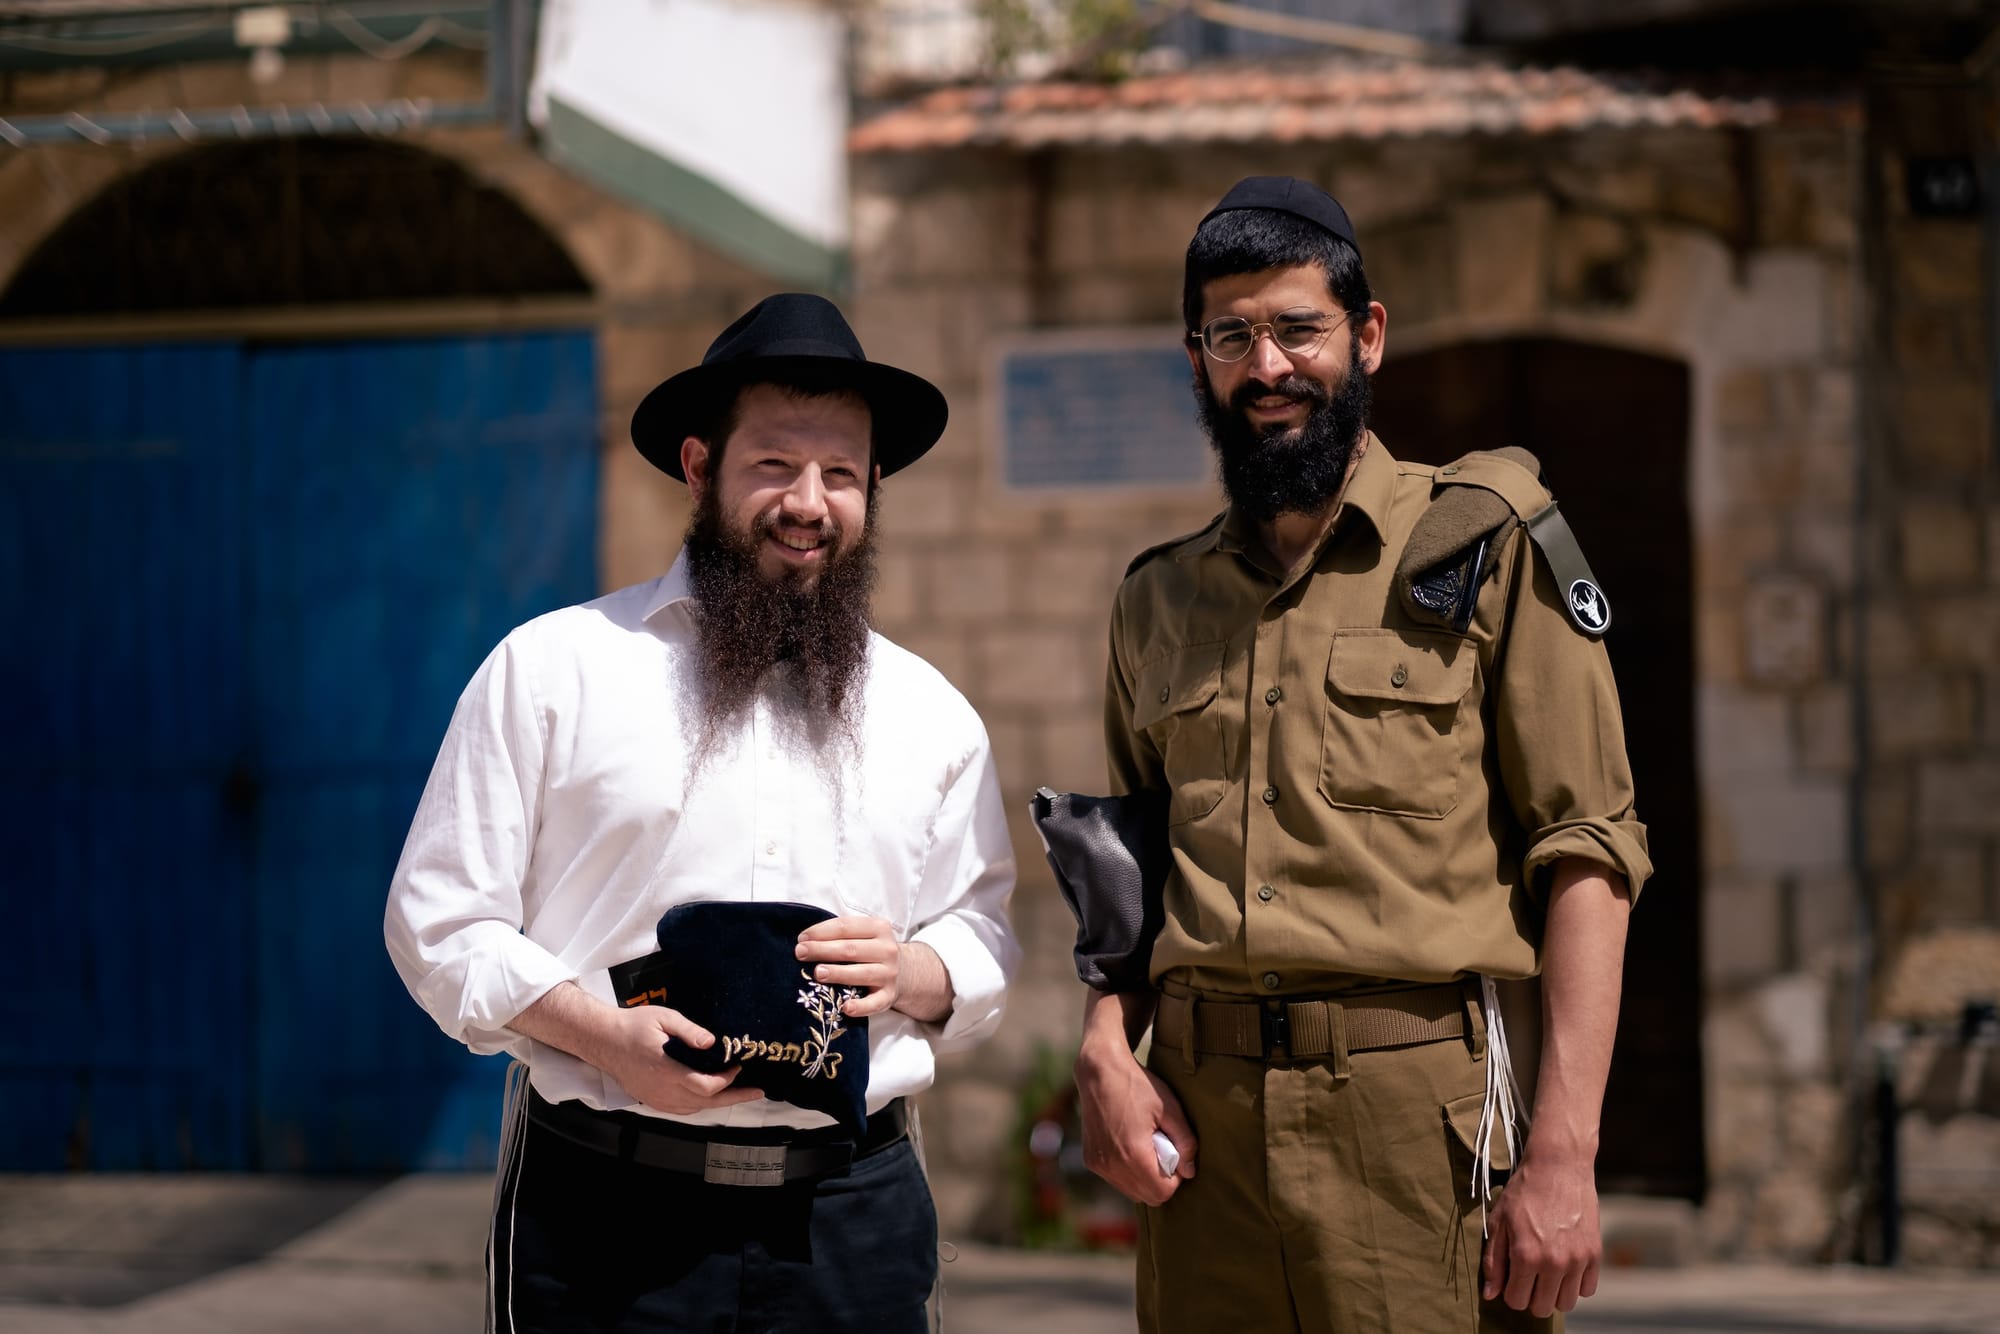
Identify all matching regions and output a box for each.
[1189,307,1352,363]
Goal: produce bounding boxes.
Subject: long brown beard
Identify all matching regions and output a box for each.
[680,485,879,776]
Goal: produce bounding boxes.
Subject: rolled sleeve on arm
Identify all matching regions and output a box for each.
[1492,532,1654,905]
[1522,818,1654,902]
[384,631,575,1056]
[909,725,1019,1051]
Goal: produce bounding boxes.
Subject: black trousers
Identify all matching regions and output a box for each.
[489,1117,937,1333]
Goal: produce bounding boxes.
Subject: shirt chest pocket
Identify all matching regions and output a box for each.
[1133,644,1228,826]
[1318,629,1477,819]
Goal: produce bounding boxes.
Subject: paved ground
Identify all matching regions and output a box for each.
[0,1175,1994,1333]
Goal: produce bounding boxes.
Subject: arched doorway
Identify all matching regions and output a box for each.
[1372,338,1705,1201]
[0,140,599,1171]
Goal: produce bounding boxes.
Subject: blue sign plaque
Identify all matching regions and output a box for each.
[997,332,1211,490]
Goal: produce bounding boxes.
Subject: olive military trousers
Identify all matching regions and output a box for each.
[1138,994,1557,1334]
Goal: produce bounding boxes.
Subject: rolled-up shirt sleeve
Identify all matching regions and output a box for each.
[907,718,1019,1051]
[384,630,577,1057]
[1491,529,1654,903]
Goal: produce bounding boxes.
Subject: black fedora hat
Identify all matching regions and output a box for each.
[630,293,949,482]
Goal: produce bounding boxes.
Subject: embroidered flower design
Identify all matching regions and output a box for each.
[796,969,861,1080]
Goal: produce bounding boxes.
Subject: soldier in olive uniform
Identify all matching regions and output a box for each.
[1074,177,1652,1332]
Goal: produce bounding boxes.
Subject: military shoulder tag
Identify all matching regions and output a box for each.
[1525,502,1611,637]
[1414,448,1610,640]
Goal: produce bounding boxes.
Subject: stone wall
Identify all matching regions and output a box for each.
[849,125,1898,1254]
[1857,67,2000,1267]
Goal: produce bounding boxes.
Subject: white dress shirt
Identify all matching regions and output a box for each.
[384,553,1019,1129]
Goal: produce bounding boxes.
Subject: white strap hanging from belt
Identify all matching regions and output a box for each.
[487,1060,531,1334]
[1471,974,1530,1235]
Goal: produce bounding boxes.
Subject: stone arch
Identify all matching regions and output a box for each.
[0,136,590,317]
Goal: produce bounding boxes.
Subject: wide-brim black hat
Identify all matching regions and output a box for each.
[630,292,948,482]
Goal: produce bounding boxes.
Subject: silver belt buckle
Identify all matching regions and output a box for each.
[703,1142,788,1187]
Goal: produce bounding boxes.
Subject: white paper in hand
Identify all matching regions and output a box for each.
[1151,1130,1179,1177]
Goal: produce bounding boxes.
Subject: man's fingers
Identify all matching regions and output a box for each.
[1119,1144,1180,1206]
[1500,1250,1538,1313]
[1579,1258,1600,1301]
[810,962,895,988]
[1555,1265,1585,1314]
[840,987,897,1018]
[796,916,892,943]
[654,1009,716,1048]
[797,938,895,965]
[1480,1218,1507,1302]
[676,1065,765,1105]
[681,1064,743,1096]
[1528,1269,1562,1320]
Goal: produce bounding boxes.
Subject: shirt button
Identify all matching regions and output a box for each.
[1159,686,1171,703]
[1261,785,1278,805]
[764,841,777,856]
[1262,972,1281,989]
[1441,463,1460,476]
[1391,664,1408,688]
[1265,686,1281,705]
[1257,884,1275,902]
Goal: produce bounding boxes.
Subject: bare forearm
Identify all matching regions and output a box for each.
[892,941,954,1023]
[1079,985,1158,1058]
[506,980,624,1069]
[1526,857,1631,1165]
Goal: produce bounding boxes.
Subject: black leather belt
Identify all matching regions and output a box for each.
[526,1089,909,1186]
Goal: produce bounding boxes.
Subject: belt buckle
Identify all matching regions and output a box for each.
[1261,1002,1289,1059]
[703,1142,788,1187]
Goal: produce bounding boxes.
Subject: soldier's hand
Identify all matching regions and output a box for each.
[796,915,902,1017]
[1074,1037,1197,1207]
[605,1002,766,1116]
[1480,1145,1602,1317]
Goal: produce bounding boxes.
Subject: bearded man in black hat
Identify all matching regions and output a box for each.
[1073,178,1651,1332]
[386,294,1019,1332]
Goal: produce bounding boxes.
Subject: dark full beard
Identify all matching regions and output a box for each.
[1194,339,1374,524]
[681,486,878,775]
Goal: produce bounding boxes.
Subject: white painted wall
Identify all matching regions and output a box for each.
[531,0,848,251]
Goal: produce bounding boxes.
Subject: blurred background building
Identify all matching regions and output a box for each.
[2,0,1996,1272]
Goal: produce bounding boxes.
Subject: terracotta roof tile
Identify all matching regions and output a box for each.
[850,57,1856,153]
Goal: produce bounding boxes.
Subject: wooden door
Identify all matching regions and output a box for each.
[1372,338,1705,1200]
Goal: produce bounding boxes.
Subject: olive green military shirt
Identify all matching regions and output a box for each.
[1105,435,1652,996]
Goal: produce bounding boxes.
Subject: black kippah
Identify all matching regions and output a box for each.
[1198,176,1360,257]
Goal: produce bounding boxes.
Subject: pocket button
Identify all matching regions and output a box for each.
[1262,786,1279,805]
[1390,664,1409,688]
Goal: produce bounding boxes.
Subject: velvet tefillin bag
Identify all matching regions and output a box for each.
[616,901,871,1134]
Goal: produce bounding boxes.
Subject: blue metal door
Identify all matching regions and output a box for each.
[0,343,253,1169]
[0,329,598,1170]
